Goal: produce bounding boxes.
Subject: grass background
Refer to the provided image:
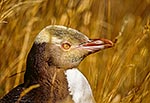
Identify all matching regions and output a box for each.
[0,0,150,102]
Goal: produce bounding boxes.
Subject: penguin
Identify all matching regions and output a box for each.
[0,25,113,103]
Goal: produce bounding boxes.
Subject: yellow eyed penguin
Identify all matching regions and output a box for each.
[0,25,113,103]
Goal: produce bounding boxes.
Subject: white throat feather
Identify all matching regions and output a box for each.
[65,68,95,103]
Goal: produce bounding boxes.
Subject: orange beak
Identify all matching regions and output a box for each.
[80,38,113,53]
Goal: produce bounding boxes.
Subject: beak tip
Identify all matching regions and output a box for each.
[100,38,114,48]
[107,40,114,48]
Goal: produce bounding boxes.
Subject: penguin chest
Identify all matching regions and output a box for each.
[65,68,95,103]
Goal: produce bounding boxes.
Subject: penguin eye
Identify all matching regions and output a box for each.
[62,42,71,50]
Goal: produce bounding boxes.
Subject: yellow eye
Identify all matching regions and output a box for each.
[62,42,71,50]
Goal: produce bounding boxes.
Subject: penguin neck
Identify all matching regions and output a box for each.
[24,43,66,86]
[23,43,71,102]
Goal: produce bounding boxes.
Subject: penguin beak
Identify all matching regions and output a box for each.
[80,38,113,53]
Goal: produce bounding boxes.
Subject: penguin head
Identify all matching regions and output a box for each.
[31,25,113,69]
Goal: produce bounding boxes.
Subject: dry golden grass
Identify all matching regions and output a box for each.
[0,0,150,103]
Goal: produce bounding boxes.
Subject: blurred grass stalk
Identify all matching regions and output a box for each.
[0,0,150,103]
